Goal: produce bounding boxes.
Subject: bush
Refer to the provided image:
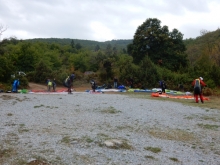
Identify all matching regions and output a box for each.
[203,87,213,96]
[212,87,220,96]
[205,79,216,89]
[18,76,29,88]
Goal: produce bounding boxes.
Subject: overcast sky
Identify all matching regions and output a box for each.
[0,0,220,41]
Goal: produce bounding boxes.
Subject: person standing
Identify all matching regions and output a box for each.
[70,72,75,82]
[113,77,118,88]
[65,72,75,94]
[63,76,71,94]
[192,77,207,103]
[129,77,134,88]
[159,80,166,93]
[52,78,56,92]
[90,79,96,92]
[12,79,20,93]
[178,83,184,92]
[46,78,49,90]
[47,79,52,92]
[67,73,75,94]
[67,77,72,94]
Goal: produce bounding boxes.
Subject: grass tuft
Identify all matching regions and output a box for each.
[169,157,179,162]
[101,106,121,114]
[148,128,196,142]
[7,113,13,116]
[144,147,161,153]
[61,136,71,144]
[197,123,219,130]
[145,155,155,159]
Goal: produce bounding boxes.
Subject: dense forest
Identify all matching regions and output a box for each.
[0,18,220,93]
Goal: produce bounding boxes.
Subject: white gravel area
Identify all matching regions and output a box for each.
[0,93,220,165]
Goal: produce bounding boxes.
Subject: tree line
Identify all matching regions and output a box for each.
[0,18,220,92]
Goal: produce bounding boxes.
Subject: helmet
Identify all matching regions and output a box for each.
[199,77,203,81]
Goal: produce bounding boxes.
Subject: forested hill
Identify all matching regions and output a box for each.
[25,38,133,51]
[183,28,220,66]
[184,28,220,47]
[25,28,220,51]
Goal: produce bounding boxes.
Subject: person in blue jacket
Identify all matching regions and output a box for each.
[12,79,20,93]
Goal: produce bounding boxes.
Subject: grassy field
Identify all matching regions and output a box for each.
[119,92,220,110]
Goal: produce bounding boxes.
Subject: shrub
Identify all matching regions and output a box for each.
[203,87,213,96]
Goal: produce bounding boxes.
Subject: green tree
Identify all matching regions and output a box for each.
[43,51,62,70]
[95,51,107,65]
[136,57,160,88]
[105,44,112,56]
[69,52,89,72]
[87,51,99,71]
[103,58,112,78]
[17,43,39,72]
[94,45,100,52]
[0,56,14,82]
[34,60,52,83]
[129,18,187,71]
[115,54,136,85]
[71,39,75,49]
[75,43,82,50]
[209,65,220,87]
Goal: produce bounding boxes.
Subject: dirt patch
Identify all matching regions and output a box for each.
[0,95,15,100]
[28,82,91,92]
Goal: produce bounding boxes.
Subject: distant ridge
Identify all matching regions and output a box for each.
[25,38,133,50]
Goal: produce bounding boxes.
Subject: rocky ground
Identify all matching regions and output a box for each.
[0,88,220,165]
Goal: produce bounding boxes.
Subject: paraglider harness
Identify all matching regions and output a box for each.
[63,74,75,87]
[194,79,201,95]
[63,76,70,87]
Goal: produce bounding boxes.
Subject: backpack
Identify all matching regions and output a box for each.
[194,79,201,91]
[48,81,52,86]
[63,76,70,87]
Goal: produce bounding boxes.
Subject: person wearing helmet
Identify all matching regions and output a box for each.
[192,77,207,103]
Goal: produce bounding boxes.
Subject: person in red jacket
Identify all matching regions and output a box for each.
[192,77,207,103]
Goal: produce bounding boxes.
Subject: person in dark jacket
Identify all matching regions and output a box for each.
[67,77,72,94]
[159,80,166,93]
[90,79,96,92]
[67,73,75,94]
[52,78,56,92]
[129,77,134,88]
[113,77,118,88]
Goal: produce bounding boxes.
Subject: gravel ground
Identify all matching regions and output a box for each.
[0,92,220,165]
